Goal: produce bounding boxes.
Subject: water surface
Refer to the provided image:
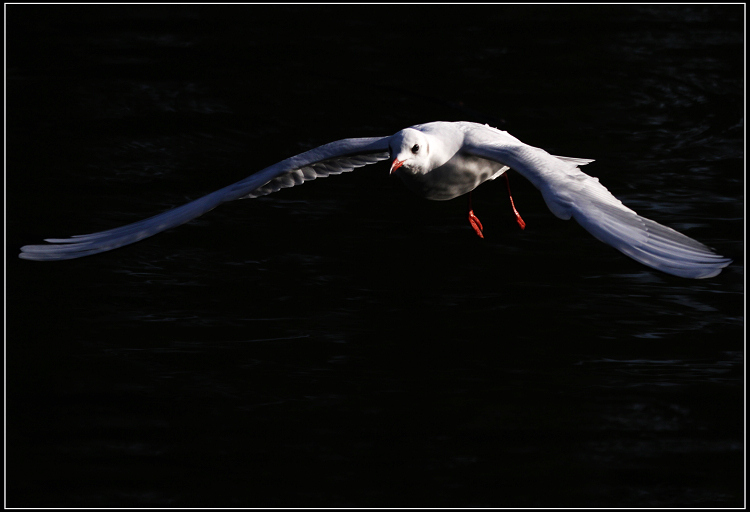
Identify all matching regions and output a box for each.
[7,5,744,507]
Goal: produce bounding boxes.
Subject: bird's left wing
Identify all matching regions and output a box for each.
[19,136,391,261]
[462,124,732,279]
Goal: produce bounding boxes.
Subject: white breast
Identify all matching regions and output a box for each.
[395,152,506,201]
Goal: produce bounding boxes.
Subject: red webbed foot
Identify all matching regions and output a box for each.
[468,209,484,238]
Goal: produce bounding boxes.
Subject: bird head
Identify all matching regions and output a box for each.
[389,128,430,175]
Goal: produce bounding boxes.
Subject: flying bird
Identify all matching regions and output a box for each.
[19,121,732,278]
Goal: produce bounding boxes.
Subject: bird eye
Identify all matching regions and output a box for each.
[411,144,420,154]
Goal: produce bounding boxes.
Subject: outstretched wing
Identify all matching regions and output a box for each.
[19,136,391,261]
[463,124,732,279]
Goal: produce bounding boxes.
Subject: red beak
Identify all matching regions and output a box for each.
[390,158,404,174]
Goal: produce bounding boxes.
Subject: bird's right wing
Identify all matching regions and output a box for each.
[19,136,391,261]
[463,124,732,279]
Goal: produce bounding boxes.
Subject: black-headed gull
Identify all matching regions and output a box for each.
[19,121,732,278]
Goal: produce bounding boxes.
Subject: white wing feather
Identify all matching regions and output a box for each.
[19,137,390,261]
[463,124,731,279]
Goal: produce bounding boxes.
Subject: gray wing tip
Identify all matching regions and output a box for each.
[19,243,92,261]
[573,202,734,279]
[624,244,732,279]
[678,258,732,279]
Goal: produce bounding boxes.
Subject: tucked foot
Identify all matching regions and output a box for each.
[504,173,526,230]
[468,210,484,238]
[511,205,526,230]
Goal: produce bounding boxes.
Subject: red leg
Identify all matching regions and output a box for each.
[504,173,526,230]
[468,192,484,238]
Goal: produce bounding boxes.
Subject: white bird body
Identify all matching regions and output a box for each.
[389,121,592,201]
[391,123,505,200]
[19,121,732,279]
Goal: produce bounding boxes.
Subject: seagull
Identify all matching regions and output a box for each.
[19,121,731,278]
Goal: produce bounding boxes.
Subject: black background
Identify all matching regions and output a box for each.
[7,4,744,507]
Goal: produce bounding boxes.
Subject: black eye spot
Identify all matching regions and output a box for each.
[411,144,420,154]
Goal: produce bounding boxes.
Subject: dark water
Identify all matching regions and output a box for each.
[7,5,744,508]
